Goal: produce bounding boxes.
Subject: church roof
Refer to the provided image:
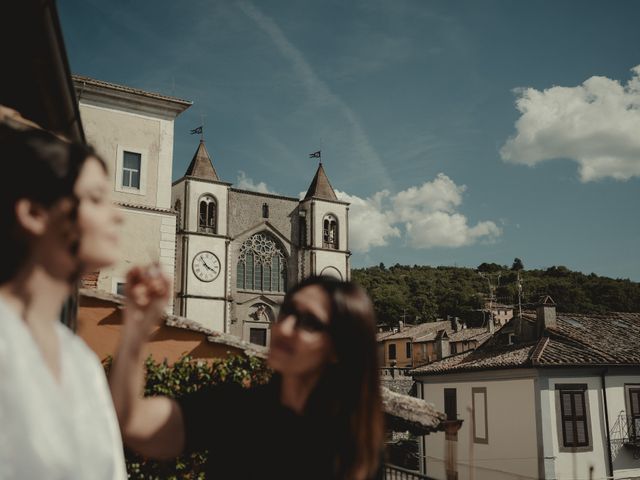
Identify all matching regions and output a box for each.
[184,140,219,181]
[304,163,338,201]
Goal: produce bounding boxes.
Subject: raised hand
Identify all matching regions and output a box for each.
[122,263,171,341]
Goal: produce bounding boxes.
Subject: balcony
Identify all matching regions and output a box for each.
[615,413,640,459]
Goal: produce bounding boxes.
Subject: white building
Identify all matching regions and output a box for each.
[74,75,191,313]
[412,298,640,480]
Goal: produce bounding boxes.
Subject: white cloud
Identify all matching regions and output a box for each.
[334,174,501,252]
[404,213,501,248]
[335,190,401,253]
[501,65,640,182]
[392,174,501,248]
[236,171,277,195]
[392,173,464,218]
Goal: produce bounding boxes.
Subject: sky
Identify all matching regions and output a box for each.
[59,0,640,280]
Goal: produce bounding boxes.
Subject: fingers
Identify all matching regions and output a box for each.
[125,263,170,308]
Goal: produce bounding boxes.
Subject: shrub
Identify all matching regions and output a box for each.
[103,353,271,479]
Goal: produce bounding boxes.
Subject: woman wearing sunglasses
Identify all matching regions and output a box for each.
[110,274,384,480]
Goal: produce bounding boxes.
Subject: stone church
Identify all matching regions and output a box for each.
[73,75,350,345]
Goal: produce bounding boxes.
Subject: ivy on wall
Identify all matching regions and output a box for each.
[103,354,272,479]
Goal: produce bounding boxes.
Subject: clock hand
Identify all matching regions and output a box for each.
[202,262,214,272]
[203,259,217,270]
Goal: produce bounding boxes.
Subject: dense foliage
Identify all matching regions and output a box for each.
[103,354,271,480]
[353,262,640,327]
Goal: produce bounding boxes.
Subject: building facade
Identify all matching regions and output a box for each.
[412,302,640,480]
[73,75,191,313]
[378,319,490,369]
[172,140,351,344]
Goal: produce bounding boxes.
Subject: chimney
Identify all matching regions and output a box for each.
[435,329,450,360]
[487,313,495,334]
[398,320,404,332]
[449,315,459,332]
[536,295,556,334]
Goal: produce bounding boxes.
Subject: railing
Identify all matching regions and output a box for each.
[380,367,412,378]
[383,464,435,480]
[614,412,640,459]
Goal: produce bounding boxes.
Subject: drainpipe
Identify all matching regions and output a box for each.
[601,368,613,479]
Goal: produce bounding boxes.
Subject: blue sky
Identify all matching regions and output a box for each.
[59,0,640,280]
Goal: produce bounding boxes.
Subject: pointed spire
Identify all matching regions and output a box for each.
[304,162,338,201]
[184,140,219,181]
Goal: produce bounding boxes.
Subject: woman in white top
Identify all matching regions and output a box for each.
[0,127,129,479]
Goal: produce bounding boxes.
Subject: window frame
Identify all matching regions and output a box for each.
[115,145,148,196]
[388,343,396,361]
[444,388,458,441]
[236,233,287,293]
[122,151,141,189]
[198,194,217,234]
[405,341,412,359]
[472,387,488,444]
[322,214,339,250]
[249,327,267,346]
[625,384,640,441]
[555,384,592,452]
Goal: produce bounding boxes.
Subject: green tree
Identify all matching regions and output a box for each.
[511,258,524,271]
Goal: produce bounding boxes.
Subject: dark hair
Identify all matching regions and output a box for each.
[0,126,105,283]
[281,276,384,480]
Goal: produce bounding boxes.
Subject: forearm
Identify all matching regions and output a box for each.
[109,314,185,459]
[109,319,147,436]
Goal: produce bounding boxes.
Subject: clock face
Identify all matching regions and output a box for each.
[192,251,221,282]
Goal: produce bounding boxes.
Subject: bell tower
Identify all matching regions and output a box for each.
[171,140,231,332]
[298,161,350,280]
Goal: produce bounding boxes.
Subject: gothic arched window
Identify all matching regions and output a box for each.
[198,195,217,234]
[323,214,338,249]
[236,233,287,292]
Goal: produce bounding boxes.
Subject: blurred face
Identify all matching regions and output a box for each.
[74,157,123,269]
[268,285,337,378]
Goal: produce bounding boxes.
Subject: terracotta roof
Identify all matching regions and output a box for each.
[304,163,338,201]
[381,387,446,435]
[117,202,177,215]
[184,140,219,181]
[384,321,489,345]
[412,343,538,374]
[449,329,492,344]
[73,74,191,107]
[377,330,396,341]
[383,320,450,341]
[412,312,640,375]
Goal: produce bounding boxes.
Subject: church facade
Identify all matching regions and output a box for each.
[74,75,350,345]
[172,140,350,345]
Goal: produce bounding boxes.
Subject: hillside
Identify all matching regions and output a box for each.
[352,262,640,327]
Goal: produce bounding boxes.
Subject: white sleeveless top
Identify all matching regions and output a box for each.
[0,299,127,480]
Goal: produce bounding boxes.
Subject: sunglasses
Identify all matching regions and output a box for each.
[277,303,330,333]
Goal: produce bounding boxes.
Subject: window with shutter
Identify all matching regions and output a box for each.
[629,388,640,440]
[444,388,458,441]
[444,388,457,421]
[559,388,590,448]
